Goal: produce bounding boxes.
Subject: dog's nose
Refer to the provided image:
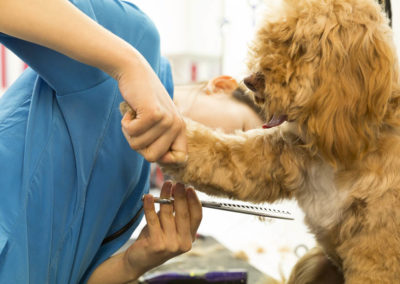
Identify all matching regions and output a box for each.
[244,72,265,92]
[244,76,257,92]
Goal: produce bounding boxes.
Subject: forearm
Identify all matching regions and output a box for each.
[0,0,143,80]
[87,252,142,284]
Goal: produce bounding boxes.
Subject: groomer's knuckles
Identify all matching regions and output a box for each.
[121,104,187,171]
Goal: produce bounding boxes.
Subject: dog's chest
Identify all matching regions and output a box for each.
[296,164,348,230]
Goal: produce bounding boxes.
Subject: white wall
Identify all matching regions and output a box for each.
[392,0,400,58]
[131,0,268,82]
[131,0,223,57]
[1,0,400,93]
[0,49,26,95]
[221,0,269,78]
[133,0,400,81]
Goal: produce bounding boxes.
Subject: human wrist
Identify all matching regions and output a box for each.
[105,43,144,82]
[122,249,148,282]
[87,252,142,284]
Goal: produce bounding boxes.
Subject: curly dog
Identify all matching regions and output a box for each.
[123,0,400,282]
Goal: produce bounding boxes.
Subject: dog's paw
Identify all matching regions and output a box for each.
[119,101,136,118]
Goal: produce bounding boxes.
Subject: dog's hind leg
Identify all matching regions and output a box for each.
[287,247,344,284]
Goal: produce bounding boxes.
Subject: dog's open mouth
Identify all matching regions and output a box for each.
[263,114,288,129]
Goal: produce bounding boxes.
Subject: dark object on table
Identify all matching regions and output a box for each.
[128,236,276,284]
[138,270,247,284]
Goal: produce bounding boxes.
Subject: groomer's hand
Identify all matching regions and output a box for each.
[119,57,187,163]
[124,182,202,277]
[87,182,202,284]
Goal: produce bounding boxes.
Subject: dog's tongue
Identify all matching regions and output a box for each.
[263,115,287,129]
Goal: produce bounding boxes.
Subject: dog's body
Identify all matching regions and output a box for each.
[162,120,400,283]
[159,0,400,284]
[160,0,400,282]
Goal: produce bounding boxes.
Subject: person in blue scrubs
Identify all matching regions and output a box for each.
[0,0,202,283]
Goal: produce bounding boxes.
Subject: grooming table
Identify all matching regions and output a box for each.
[124,235,277,284]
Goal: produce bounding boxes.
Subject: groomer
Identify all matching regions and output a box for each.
[0,0,202,283]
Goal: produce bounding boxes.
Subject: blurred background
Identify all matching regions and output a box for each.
[1,0,399,282]
[1,0,399,91]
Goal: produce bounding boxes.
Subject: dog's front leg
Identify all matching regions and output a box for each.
[160,119,307,203]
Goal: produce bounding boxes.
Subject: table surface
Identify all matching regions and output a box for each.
[120,235,278,284]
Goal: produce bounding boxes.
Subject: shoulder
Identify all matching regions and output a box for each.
[71,0,159,48]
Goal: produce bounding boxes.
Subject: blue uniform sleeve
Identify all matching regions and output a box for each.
[0,2,174,283]
[0,0,160,95]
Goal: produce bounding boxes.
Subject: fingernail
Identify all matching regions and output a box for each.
[143,194,154,208]
[175,183,185,195]
[163,180,172,187]
[187,187,196,199]
[163,184,172,196]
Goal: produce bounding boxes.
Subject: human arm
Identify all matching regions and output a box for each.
[0,0,186,163]
[0,0,137,82]
[87,182,202,284]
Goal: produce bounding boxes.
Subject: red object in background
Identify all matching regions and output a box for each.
[23,63,28,70]
[191,62,197,82]
[1,45,6,89]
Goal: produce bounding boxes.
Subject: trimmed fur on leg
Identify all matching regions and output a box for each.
[161,119,308,203]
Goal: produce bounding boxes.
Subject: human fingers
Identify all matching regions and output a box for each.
[121,121,177,163]
[137,122,182,162]
[121,107,185,162]
[158,126,187,164]
[142,194,163,244]
[121,106,164,138]
[172,183,192,251]
[186,187,203,241]
[159,181,175,235]
[122,119,170,152]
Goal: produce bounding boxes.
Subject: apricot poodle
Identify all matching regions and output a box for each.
[124,0,400,282]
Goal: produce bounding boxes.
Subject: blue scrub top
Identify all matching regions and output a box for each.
[0,1,173,283]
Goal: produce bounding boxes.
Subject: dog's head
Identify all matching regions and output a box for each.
[245,0,400,167]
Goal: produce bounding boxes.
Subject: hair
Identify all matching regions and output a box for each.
[248,0,400,168]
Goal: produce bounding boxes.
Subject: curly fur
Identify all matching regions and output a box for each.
[159,0,400,282]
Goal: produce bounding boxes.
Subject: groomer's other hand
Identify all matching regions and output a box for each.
[119,57,187,164]
[124,182,202,276]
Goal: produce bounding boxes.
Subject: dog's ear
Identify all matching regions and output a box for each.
[300,2,397,167]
